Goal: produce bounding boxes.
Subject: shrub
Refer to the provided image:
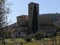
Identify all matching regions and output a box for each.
[34,32,44,40]
[26,36,32,42]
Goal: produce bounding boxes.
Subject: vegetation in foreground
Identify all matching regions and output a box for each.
[0,36,60,45]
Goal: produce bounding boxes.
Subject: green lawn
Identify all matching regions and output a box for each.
[0,36,60,45]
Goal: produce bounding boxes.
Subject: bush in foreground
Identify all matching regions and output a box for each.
[34,32,44,40]
[26,36,31,42]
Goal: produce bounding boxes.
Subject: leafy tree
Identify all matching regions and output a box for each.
[0,0,10,45]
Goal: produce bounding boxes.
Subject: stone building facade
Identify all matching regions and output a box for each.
[8,2,58,38]
[16,2,57,37]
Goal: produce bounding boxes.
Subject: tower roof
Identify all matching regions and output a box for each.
[29,2,39,5]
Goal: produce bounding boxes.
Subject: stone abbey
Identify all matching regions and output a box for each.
[9,2,60,38]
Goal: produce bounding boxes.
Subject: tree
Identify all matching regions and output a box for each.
[0,0,9,45]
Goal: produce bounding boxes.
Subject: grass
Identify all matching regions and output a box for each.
[0,36,60,45]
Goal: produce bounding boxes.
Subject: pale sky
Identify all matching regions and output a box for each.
[7,0,60,25]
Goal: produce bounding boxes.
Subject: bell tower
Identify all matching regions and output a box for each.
[28,2,39,33]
